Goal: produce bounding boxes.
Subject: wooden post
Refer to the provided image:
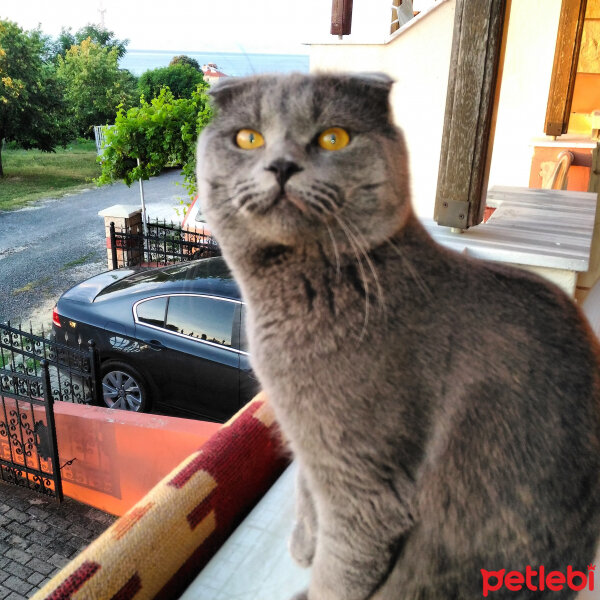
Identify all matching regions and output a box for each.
[544,0,588,137]
[331,0,353,36]
[589,143,600,194]
[434,0,507,229]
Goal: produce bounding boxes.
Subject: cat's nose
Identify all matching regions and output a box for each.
[266,159,303,187]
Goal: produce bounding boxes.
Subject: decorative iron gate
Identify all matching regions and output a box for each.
[0,323,102,500]
[108,220,220,269]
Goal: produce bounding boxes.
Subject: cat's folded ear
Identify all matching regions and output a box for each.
[346,72,395,91]
[209,77,247,109]
[337,72,395,122]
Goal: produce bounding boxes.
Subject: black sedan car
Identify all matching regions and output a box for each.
[52,257,258,422]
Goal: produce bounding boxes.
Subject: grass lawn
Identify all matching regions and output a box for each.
[0,140,101,211]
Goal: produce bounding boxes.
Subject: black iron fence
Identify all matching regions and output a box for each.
[109,220,220,269]
[0,322,102,500]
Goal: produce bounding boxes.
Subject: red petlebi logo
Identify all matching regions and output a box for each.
[481,564,595,596]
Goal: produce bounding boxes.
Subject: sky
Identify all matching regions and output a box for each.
[1,0,333,54]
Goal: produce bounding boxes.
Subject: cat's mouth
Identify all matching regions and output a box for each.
[251,189,309,217]
[277,190,309,214]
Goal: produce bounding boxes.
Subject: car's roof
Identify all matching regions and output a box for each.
[94,257,241,303]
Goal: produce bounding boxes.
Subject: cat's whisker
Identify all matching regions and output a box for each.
[344,218,388,323]
[386,239,434,301]
[313,182,344,208]
[302,196,327,215]
[237,192,259,209]
[307,194,337,216]
[235,182,255,194]
[319,180,343,195]
[324,221,342,282]
[332,213,370,339]
[358,182,386,192]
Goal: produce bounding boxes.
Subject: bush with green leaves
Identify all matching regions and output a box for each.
[138,63,205,100]
[97,84,212,200]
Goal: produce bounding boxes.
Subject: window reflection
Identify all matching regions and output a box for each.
[136,297,167,327]
[166,296,235,347]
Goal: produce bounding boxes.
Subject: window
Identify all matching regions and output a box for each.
[165,296,236,348]
[136,297,167,327]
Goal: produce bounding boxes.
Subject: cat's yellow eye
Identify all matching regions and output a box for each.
[236,129,265,150]
[318,127,350,151]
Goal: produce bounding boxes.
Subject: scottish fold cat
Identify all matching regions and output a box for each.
[196,72,600,599]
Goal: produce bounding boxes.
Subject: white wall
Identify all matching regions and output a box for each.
[309,0,564,218]
[310,0,455,217]
[487,0,562,190]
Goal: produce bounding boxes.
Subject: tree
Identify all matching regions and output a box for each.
[97,84,213,200]
[0,20,71,177]
[138,63,205,100]
[56,38,137,137]
[169,55,201,71]
[52,24,128,60]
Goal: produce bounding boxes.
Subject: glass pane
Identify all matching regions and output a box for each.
[136,297,167,327]
[166,296,236,347]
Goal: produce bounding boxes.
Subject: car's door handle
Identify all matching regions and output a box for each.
[145,339,165,350]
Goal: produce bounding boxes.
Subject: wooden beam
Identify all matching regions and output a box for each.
[434,0,507,229]
[589,143,600,193]
[331,0,354,36]
[545,0,588,137]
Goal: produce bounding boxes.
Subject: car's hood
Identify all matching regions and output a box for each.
[60,269,137,303]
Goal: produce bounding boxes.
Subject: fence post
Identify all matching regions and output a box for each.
[98,205,143,269]
[40,359,64,503]
[88,340,103,406]
[109,222,118,270]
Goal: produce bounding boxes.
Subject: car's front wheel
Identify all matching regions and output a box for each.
[100,361,150,412]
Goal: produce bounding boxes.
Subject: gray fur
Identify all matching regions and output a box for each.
[197,72,600,599]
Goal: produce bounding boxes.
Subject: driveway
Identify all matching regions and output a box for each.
[0,169,189,329]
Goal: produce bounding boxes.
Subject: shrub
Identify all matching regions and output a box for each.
[97,84,212,200]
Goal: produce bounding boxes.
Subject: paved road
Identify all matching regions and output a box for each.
[0,169,188,329]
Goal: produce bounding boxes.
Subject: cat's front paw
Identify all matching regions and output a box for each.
[289,590,308,600]
[289,521,315,568]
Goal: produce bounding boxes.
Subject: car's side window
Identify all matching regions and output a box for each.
[165,296,236,348]
[136,297,167,327]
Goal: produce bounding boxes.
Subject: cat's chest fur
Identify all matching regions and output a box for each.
[232,236,453,465]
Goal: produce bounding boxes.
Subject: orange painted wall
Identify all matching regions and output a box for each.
[568,0,600,135]
[55,402,220,515]
[0,398,220,516]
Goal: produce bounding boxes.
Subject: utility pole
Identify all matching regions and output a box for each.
[98,0,107,28]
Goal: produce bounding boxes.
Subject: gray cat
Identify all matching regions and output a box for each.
[196,72,600,600]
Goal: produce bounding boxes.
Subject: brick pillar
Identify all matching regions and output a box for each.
[98,205,143,270]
